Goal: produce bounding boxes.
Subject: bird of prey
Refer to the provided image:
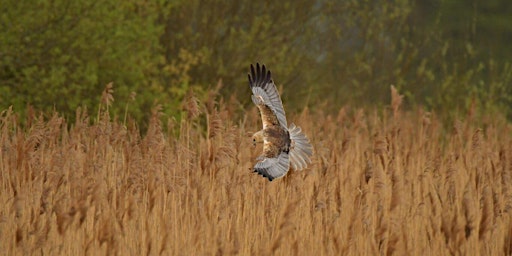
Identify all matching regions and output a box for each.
[248,63,313,181]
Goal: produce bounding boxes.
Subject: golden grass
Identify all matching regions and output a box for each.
[1,88,512,255]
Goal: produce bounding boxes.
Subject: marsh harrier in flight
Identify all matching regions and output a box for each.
[248,63,313,181]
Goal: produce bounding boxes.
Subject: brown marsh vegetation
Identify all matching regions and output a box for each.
[1,87,512,255]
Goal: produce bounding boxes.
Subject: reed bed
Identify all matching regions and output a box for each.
[1,88,512,255]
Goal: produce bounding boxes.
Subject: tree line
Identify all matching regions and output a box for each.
[1,0,511,125]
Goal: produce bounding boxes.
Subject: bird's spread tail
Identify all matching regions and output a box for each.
[288,123,313,170]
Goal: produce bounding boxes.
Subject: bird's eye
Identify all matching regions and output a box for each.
[253,138,256,142]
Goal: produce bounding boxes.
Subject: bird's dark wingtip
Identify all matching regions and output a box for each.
[254,167,275,181]
[248,63,272,88]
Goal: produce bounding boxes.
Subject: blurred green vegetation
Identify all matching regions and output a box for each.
[1,0,511,125]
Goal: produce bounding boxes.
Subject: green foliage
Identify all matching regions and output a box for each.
[0,0,163,122]
[158,0,320,110]
[1,0,512,125]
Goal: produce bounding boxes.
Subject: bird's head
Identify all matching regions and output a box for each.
[252,131,264,146]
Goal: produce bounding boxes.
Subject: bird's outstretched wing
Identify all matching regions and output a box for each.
[248,63,287,129]
[253,151,290,181]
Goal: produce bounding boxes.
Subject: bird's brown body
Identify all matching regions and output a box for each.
[256,104,291,157]
[262,125,290,156]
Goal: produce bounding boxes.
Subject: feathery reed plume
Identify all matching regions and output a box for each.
[479,186,494,241]
[97,82,114,123]
[100,82,114,108]
[422,111,432,127]
[471,128,482,151]
[390,85,403,119]
[364,151,374,183]
[373,132,388,169]
[182,91,201,120]
[101,82,115,106]
[124,91,137,126]
[147,104,163,137]
[207,108,222,140]
[336,106,347,125]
